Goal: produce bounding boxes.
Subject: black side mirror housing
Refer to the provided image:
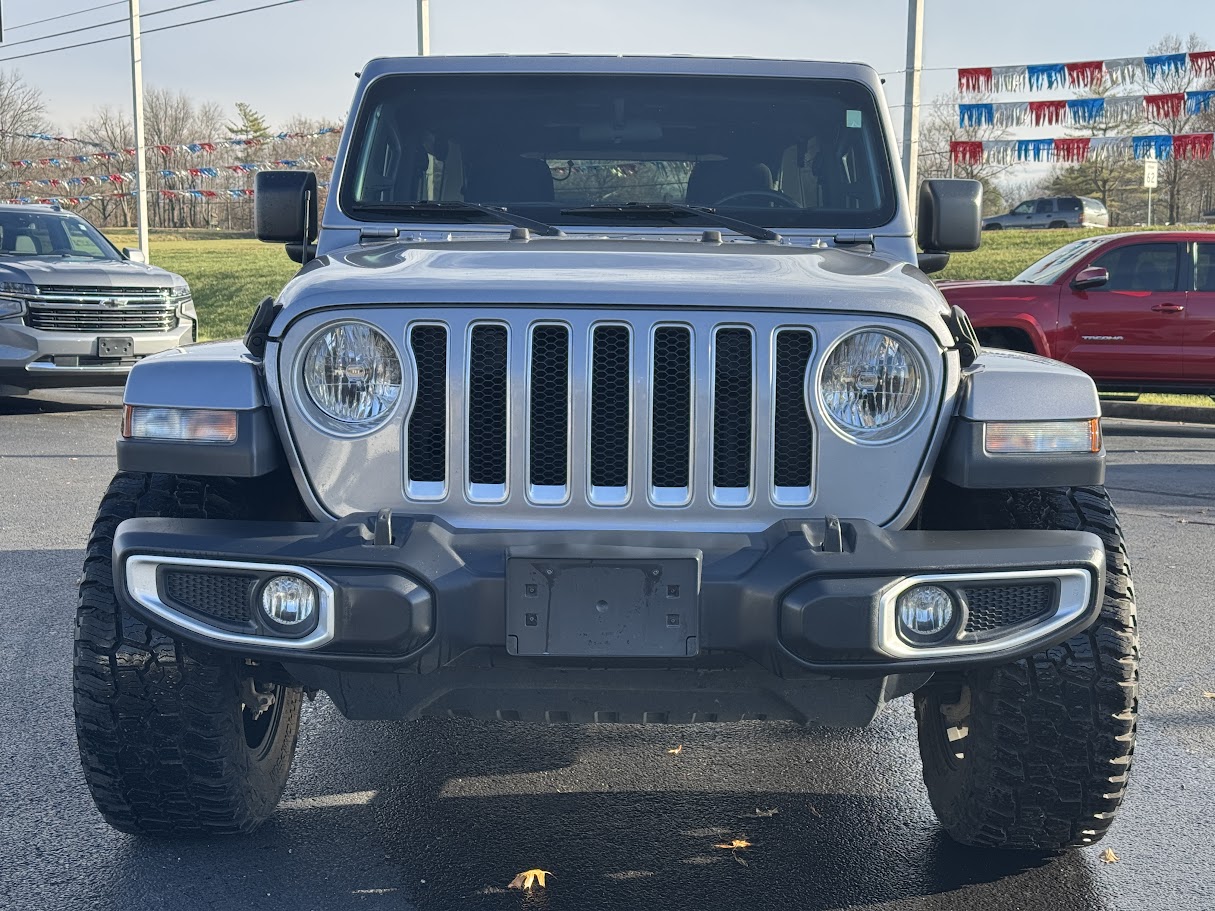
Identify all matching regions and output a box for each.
[1071,266,1109,291]
[917,179,983,254]
[255,171,319,254]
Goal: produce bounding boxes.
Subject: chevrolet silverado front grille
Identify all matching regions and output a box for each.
[400,313,816,510]
[22,286,176,332]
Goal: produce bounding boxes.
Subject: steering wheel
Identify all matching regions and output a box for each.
[711,189,801,209]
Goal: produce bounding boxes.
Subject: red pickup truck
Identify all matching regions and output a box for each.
[939,231,1215,396]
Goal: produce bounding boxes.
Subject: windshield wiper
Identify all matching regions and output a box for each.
[560,203,782,243]
[349,201,564,237]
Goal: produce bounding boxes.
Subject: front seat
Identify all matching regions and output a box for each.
[464,157,555,204]
[685,159,773,206]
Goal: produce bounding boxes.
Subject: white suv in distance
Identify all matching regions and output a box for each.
[0,204,195,396]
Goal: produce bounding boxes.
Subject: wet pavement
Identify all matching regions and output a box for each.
[2,388,1213,911]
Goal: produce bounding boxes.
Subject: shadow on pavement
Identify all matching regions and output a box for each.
[0,392,122,415]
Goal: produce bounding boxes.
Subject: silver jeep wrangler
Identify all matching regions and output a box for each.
[74,56,1137,851]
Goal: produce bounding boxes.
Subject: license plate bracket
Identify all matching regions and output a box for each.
[97,337,134,358]
[506,558,699,657]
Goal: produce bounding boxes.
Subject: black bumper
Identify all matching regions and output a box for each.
[113,513,1105,698]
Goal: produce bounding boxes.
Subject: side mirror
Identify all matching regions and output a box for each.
[917,179,982,254]
[255,170,319,253]
[1071,266,1109,291]
[123,247,146,264]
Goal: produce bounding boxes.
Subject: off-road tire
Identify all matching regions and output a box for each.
[914,485,1138,850]
[74,471,304,835]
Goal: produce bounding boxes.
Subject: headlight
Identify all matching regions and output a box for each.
[301,322,403,432]
[0,282,33,319]
[170,282,192,303]
[818,330,924,442]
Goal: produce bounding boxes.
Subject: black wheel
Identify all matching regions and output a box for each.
[914,486,1138,850]
[983,223,1003,231]
[74,471,304,835]
[1048,220,1068,229]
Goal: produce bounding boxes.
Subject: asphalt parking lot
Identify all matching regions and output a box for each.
[2,388,1213,911]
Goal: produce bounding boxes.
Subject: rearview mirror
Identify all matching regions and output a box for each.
[122,247,146,264]
[255,170,319,252]
[1071,266,1109,291]
[917,179,982,254]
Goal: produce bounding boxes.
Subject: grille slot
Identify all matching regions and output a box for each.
[162,571,254,624]
[651,326,692,503]
[407,325,448,497]
[590,325,631,503]
[712,327,754,504]
[467,324,509,499]
[963,583,1057,633]
[528,324,570,499]
[27,305,175,332]
[772,330,814,503]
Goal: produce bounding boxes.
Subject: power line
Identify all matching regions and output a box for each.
[7,1,127,32]
[1,0,230,51]
[0,0,305,64]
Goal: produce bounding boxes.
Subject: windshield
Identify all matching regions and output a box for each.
[0,211,120,261]
[1014,237,1107,284]
[340,73,898,230]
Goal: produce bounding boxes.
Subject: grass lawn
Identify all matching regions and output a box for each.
[105,226,1211,409]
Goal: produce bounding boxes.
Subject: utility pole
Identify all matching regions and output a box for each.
[129,0,150,260]
[902,0,924,221]
[417,0,430,55]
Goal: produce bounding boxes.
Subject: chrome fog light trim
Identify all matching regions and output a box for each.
[125,555,335,649]
[877,568,1091,659]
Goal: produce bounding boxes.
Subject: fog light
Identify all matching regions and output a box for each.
[123,405,238,443]
[896,585,956,642]
[260,575,317,629]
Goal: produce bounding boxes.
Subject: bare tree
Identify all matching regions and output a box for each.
[0,68,51,165]
[916,92,1013,215]
[76,106,134,226]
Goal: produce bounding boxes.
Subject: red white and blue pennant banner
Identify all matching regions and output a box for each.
[5,159,335,189]
[951,132,1215,164]
[960,91,1215,127]
[0,126,342,171]
[3,181,331,207]
[958,51,1215,93]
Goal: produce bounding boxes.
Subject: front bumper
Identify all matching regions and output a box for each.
[0,319,195,390]
[112,514,1105,720]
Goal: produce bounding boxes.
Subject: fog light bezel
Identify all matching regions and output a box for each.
[125,555,335,650]
[258,574,321,636]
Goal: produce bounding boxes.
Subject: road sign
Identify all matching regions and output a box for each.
[1144,161,1159,189]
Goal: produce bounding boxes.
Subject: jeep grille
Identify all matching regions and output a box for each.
[399,314,816,510]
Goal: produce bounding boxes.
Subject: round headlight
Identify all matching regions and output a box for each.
[818,330,923,441]
[302,322,403,432]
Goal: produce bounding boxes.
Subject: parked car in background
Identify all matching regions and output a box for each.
[982,196,1109,231]
[0,204,195,396]
[940,231,1215,395]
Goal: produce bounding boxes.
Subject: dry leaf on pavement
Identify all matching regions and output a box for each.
[714,838,752,850]
[507,869,553,890]
[1202,692,1215,699]
[667,744,683,755]
[1099,848,1119,864]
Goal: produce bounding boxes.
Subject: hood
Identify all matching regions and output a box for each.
[271,238,953,343]
[937,279,1044,300]
[0,258,182,289]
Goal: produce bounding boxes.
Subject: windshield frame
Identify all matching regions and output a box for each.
[335,70,901,233]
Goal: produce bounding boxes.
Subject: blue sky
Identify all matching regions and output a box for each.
[0,0,1208,135]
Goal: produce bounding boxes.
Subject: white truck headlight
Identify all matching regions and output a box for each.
[301,322,403,432]
[818,330,924,442]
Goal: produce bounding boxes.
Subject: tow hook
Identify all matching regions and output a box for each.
[241,678,278,720]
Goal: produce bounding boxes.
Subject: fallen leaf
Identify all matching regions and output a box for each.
[714,839,752,850]
[741,808,778,818]
[507,869,553,890]
[807,804,822,818]
[1203,692,1215,699]
[1099,848,1119,864]
[667,744,683,755]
